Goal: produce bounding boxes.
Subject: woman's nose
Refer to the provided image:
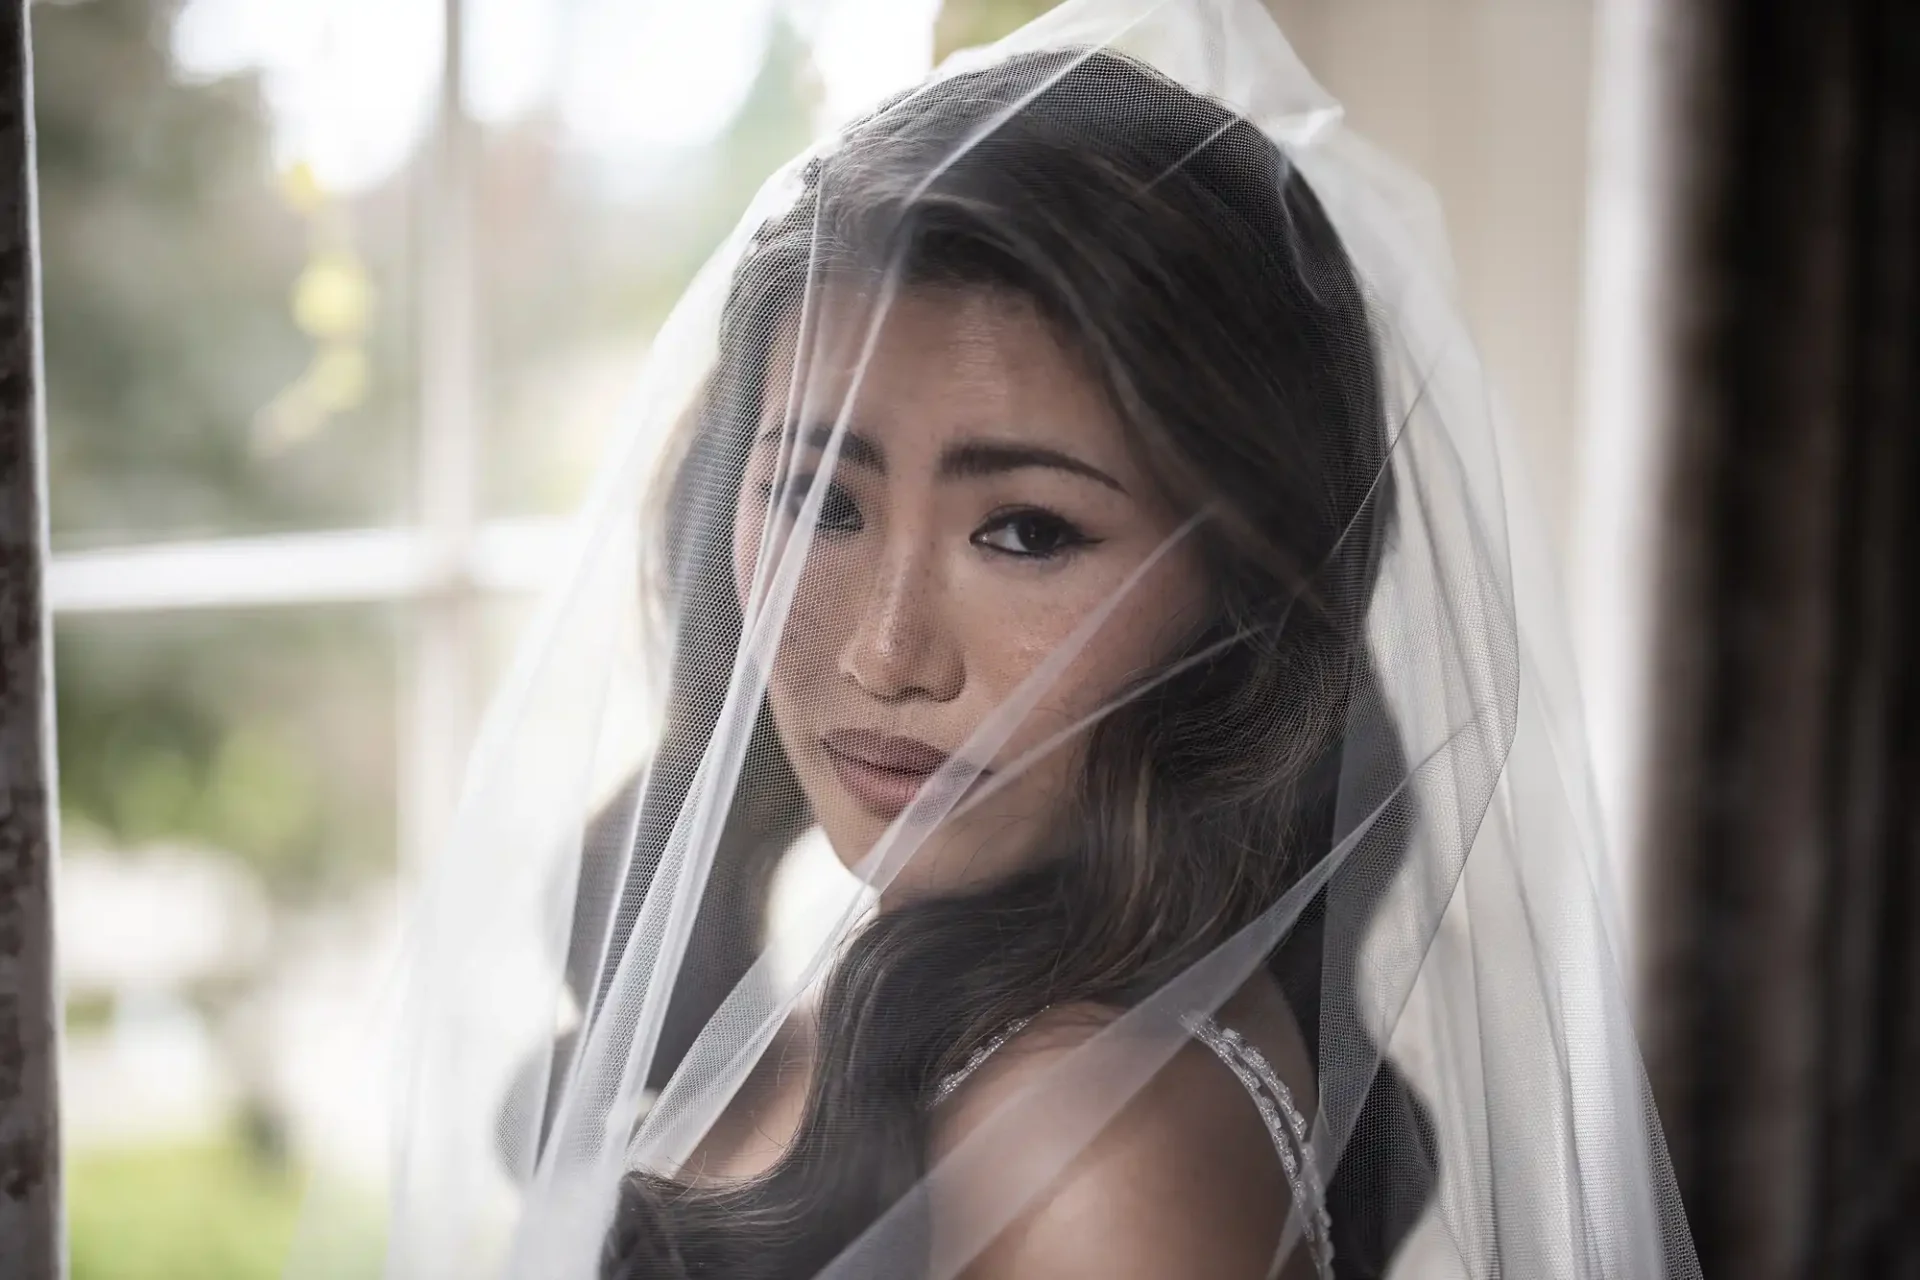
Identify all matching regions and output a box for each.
[837,546,963,703]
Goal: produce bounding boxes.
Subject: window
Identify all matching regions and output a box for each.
[42,0,956,1271]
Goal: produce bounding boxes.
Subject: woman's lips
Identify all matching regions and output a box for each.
[819,729,974,819]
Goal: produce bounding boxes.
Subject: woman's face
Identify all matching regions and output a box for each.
[733,285,1208,899]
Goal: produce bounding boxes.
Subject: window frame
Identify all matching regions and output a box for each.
[47,0,511,871]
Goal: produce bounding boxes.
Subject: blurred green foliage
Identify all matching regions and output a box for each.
[33,0,412,544]
[33,0,817,899]
[54,609,399,896]
[68,1136,383,1280]
[34,0,408,896]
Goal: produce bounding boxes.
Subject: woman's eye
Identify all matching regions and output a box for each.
[972,509,1093,560]
[813,483,862,533]
[760,474,863,534]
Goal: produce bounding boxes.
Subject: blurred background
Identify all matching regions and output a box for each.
[28,0,1917,1276]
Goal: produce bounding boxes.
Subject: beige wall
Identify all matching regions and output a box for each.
[1268,0,1595,563]
[1268,1,1668,972]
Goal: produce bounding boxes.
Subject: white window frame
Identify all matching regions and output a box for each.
[47,0,523,869]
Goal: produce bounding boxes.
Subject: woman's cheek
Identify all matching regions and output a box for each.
[952,578,1096,751]
[997,558,1187,730]
[772,559,857,689]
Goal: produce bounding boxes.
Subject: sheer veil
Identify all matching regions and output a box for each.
[330,2,1703,1277]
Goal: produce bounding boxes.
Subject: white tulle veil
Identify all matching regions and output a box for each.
[314,2,1703,1277]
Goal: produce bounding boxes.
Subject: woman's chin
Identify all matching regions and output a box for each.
[809,786,1040,903]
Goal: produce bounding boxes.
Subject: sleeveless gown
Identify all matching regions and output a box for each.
[931,1012,1336,1277]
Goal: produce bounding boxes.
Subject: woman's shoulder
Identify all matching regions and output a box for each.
[932,989,1315,1279]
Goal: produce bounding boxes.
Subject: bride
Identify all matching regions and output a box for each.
[371,4,1701,1279]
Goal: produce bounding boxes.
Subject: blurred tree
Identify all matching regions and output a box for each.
[32,1,830,893]
[34,0,402,895]
[54,610,398,896]
[935,0,1062,60]
[33,0,412,544]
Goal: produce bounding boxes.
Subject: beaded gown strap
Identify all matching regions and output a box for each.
[1180,1013,1335,1279]
[929,1014,1037,1106]
[930,1012,1334,1278]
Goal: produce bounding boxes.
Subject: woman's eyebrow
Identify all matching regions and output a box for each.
[938,439,1127,494]
[754,422,885,471]
[749,425,1123,493]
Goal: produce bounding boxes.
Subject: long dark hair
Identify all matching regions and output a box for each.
[594,50,1434,1279]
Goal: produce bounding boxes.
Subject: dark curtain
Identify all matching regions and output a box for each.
[1639,0,1920,1276]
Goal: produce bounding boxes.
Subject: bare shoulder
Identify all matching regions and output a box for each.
[933,987,1313,1280]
